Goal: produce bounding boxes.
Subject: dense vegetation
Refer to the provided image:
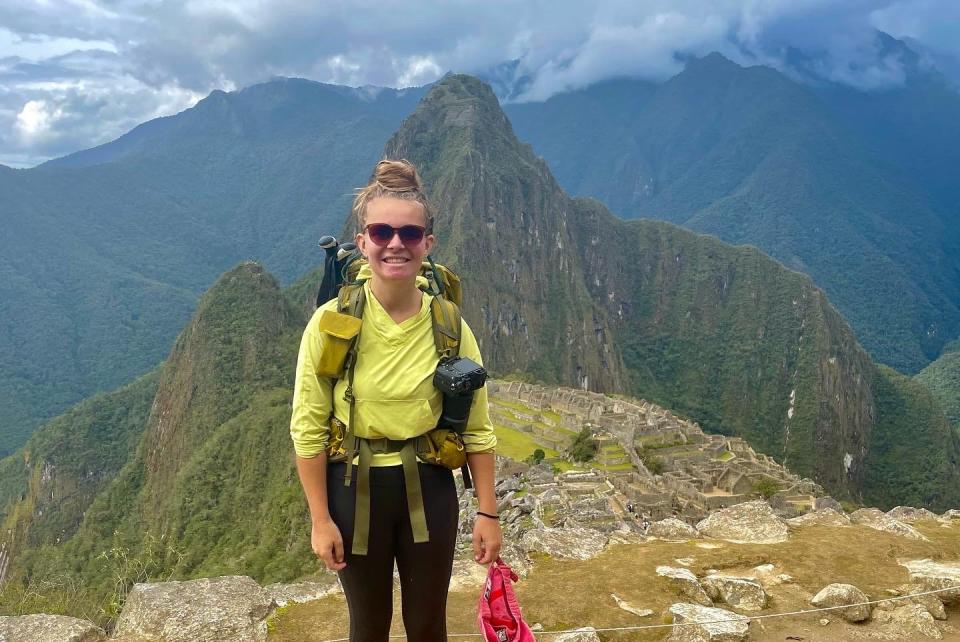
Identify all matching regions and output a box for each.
[505,51,960,374]
[916,341,960,428]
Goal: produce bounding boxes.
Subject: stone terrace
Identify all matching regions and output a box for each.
[489,381,824,524]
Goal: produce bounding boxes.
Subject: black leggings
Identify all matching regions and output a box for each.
[327,462,459,642]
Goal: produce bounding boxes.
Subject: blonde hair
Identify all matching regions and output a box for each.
[352,159,434,233]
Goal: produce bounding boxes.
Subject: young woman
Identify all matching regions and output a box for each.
[291,159,501,641]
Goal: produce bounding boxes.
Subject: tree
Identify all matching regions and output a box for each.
[567,428,597,463]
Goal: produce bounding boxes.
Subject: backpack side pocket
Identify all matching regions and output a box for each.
[315,310,362,378]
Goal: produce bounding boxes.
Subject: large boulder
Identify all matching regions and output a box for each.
[887,506,944,524]
[878,584,946,620]
[0,615,105,642]
[700,575,767,611]
[810,583,871,622]
[656,566,713,606]
[900,559,960,603]
[264,576,341,607]
[520,527,607,560]
[666,603,749,642]
[942,509,960,520]
[648,518,701,541]
[872,604,942,639]
[554,627,601,641]
[696,501,788,544]
[849,508,928,540]
[113,575,275,642]
[786,508,850,528]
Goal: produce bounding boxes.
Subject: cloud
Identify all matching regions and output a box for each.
[1,0,959,165]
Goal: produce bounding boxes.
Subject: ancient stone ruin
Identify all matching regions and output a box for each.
[489,381,825,528]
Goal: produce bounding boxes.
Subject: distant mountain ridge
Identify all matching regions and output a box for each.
[505,49,960,374]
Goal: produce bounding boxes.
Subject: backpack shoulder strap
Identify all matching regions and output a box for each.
[430,296,461,361]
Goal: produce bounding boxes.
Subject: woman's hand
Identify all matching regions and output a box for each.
[312,518,347,571]
[473,515,502,565]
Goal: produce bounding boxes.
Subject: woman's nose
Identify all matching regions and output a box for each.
[386,230,404,249]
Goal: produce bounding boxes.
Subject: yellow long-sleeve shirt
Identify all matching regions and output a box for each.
[290,281,497,465]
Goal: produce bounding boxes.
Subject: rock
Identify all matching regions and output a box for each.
[647,518,701,541]
[819,618,830,626]
[666,603,749,641]
[942,509,960,520]
[554,627,601,642]
[814,496,843,512]
[810,583,871,622]
[497,491,517,513]
[873,604,942,639]
[786,508,850,528]
[264,576,340,607]
[449,557,491,592]
[0,614,106,642]
[113,575,274,642]
[878,584,946,620]
[849,508,928,540]
[520,527,607,560]
[900,559,960,603]
[700,575,767,611]
[496,477,522,495]
[511,494,538,514]
[696,501,788,544]
[656,566,713,606]
[611,594,654,618]
[675,558,695,567]
[887,506,944,523]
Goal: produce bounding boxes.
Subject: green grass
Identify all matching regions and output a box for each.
[716,451,735,462]
[492,424,560,462]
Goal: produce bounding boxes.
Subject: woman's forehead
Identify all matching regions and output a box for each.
[365,197,426,224]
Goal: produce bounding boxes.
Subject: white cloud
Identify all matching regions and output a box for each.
[1,0,960,164]
[15,99,61,141]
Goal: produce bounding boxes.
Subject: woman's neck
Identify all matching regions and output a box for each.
[370,279,422,323]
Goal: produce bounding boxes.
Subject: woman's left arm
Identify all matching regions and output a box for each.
[458,319,501,564]
[467,451,501,564]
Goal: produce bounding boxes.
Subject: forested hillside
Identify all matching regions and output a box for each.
[505,51,960,375]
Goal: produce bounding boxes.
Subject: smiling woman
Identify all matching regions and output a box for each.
[291,158,501,642]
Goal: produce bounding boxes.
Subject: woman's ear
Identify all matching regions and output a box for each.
[356,232,367,256]
[424,234,435,254]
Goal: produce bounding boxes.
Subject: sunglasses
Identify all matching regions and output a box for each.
[364,223,426,247]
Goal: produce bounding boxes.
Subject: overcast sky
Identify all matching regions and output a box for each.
[1,0,959,167]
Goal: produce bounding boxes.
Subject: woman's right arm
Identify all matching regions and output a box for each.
[295,452,346,570]
[291,317,346,570]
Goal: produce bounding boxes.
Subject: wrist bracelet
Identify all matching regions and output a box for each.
[476,511,499,520]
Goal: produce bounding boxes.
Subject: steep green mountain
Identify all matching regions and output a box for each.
[916,341,960,427]
[2,74,959,623]
[504,53,960,374]
[2,262,311,617]
[0,79,423,456]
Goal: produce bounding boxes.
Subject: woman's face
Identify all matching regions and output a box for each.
[357,197,434,285]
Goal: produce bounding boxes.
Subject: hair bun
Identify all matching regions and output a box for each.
[374,159,421,192]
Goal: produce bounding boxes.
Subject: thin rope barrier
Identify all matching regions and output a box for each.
[318,583,960,641]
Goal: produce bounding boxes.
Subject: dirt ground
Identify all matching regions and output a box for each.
[268,520,960,641]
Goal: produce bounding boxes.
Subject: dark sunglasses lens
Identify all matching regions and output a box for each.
[367,224,395,245]
[398,225,425,245]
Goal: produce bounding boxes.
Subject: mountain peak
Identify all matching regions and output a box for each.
[142,261,294,513]
[685,51,741,73]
